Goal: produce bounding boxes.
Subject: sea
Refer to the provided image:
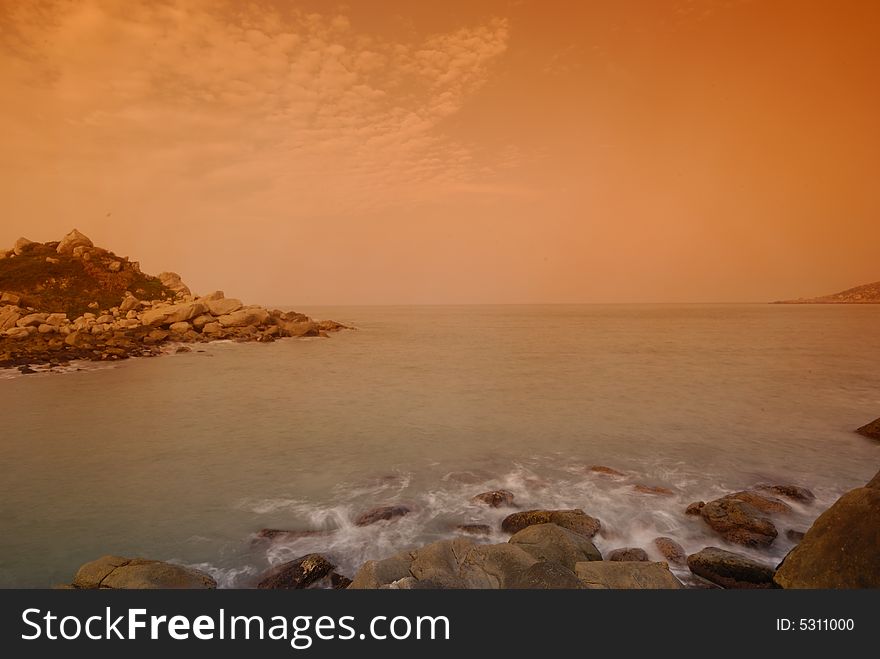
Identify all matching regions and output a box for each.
[1,304,878,587]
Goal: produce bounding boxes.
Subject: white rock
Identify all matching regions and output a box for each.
[217,307,270,328]
[16,313,48,327]
[57,229,94,255]
[141,301,208,327]
[206,297,243,316]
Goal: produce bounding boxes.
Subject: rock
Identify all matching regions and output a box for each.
[206,297,243,316]
[354,505,411,526]
[756,484,815,503]
[330,572,352,589]
[588,465,626,477]
[73,555,216,589]
[191,314,214,330]
[608,547,649,562]
[144,329,170,344]
[201,291,225,301]
[855,417,880,440]
[632,484,674,496]
[56,229,93,255]
[277,320,320,337]
[202,322,222,335]
[5,327,30,339]
[456,524,491,536]
[774,478,880,588]
[13,237,35,255]
[218,307,270,328]
[175,346,192,353]
[471,489,515,508]
[785,529,805,543]
[575,561,684,589]
[157,272,191,297]
[699,498,778,547]
[653,537,687,565]
[501,509,600,539]
[509,523,602,569]
[18,365,37,374]
[108,261,122,272]
[348,552,414,589]
[1,292,22,306]
[45,313,67,326]
[687,547,776,589]
[119,295,141,313]
[409,538,474,587]
[37,323,55,334]
[459,543,538,589]
[169,321,191,334]
[686,501,705,516]
[141,301,208,326]
[16,313,48,327]
[0,307,22,330]
[95,314,114,324]
[722,490,792,515]
[257,554,335,589]
[511,562,585,589]
[46,256,60,264]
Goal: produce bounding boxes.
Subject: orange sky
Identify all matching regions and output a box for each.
[1,0,878,304]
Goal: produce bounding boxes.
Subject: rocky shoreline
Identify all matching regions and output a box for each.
[0,230,349,372]
[60,462,880,590]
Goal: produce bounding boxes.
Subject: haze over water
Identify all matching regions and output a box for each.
[1,304,878,587]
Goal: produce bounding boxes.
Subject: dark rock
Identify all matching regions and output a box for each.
[588,465,625,477]
[608,547,649,562]
[354,505,411,527]
[756,484,815,503]
[511,562,584,589]
[471,489,515,508]
[257,554,335,589]
[175,345,192,353]
[632,484,674,496]
[653,537,687,565]
[855,417,880,441]
[687,547,776,589]
[501,509,600,538]
[456,524,491,536]
[685,501,705,516]
[18,365,36,374]
[254,528,328,542]
[785,529,805,543]
[699,498,778,547]
[774,481,880,588]
[330,572,352,589]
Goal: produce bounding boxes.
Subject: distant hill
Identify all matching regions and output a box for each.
[774,280,880,304]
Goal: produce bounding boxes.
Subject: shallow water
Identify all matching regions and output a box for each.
[1,304,878,587]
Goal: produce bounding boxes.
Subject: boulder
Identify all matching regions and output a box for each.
[409,538,474,587]
[141,302,208,326]
[16,313,48,327]
[855,417,880,441]
[157,271,191,297]
[721,490,792,515]
[169,321,191,334]
[575,561,684,589]
[509,523,602,569]
[354,505,411,527]
[56,229,93,255]
[202,322,222,335]
[348,552,414,589]
[45,313,67,326]
[257,554,335,589]
[1,292,22,305]
[456,524,491,536]
[685,501,705,516]
[119,295,141,313]
[73,555,216,589]
[191,314,215,330]
[756,484,815,503]
[108,261,122,272]
[653,537,687,565]
[0,307,22,331]
[201,291,225,301]
[13,237,35,255]
[774,479,880,588]
[687,547,776,589]
[218,307,270,328]
[501,509,600,538]
[459,543,538,588]
[511,562,585,589]
[608,547,649,562]
[206,297,243,316]
[277,320,320,337]
[588,465,626,477]
[699,498,778,547]
[471,489,515,508]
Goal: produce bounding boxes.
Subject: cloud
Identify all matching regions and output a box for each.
[0,0,512,217]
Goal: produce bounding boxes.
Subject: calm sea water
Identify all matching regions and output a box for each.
[1,304,878,587]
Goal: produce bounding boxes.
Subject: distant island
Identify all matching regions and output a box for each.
[773,280,880,304]
[0,229,348,372]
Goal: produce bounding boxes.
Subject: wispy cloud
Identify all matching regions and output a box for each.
[0,1,512,215]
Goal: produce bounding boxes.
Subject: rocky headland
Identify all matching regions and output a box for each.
[0,229,348,372]
[61,460,880,590]
[774,279,880,304]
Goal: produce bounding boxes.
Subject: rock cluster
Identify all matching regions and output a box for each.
[1,230,349,370]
